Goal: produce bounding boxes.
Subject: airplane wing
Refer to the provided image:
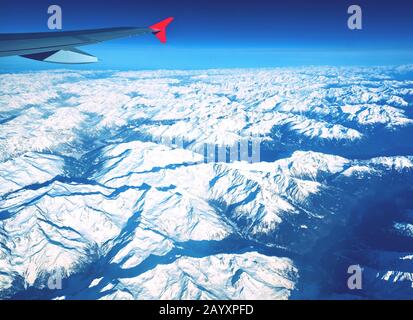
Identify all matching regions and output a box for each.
[0,17,173,64]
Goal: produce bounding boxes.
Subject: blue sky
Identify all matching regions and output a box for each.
[1,0,413,70]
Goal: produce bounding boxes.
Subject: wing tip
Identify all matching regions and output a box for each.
[149,17,174,44]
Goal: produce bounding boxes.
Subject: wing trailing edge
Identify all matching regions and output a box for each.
[22,48,98,64]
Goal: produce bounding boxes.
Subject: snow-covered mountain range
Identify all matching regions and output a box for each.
[0,66,412,299]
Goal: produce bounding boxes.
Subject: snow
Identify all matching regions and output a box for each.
[0,66,412,299]
[107,252,297,300]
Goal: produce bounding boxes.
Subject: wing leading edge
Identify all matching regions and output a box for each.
[0,17,174,64]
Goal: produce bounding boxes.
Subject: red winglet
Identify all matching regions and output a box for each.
[149,17,174,44]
